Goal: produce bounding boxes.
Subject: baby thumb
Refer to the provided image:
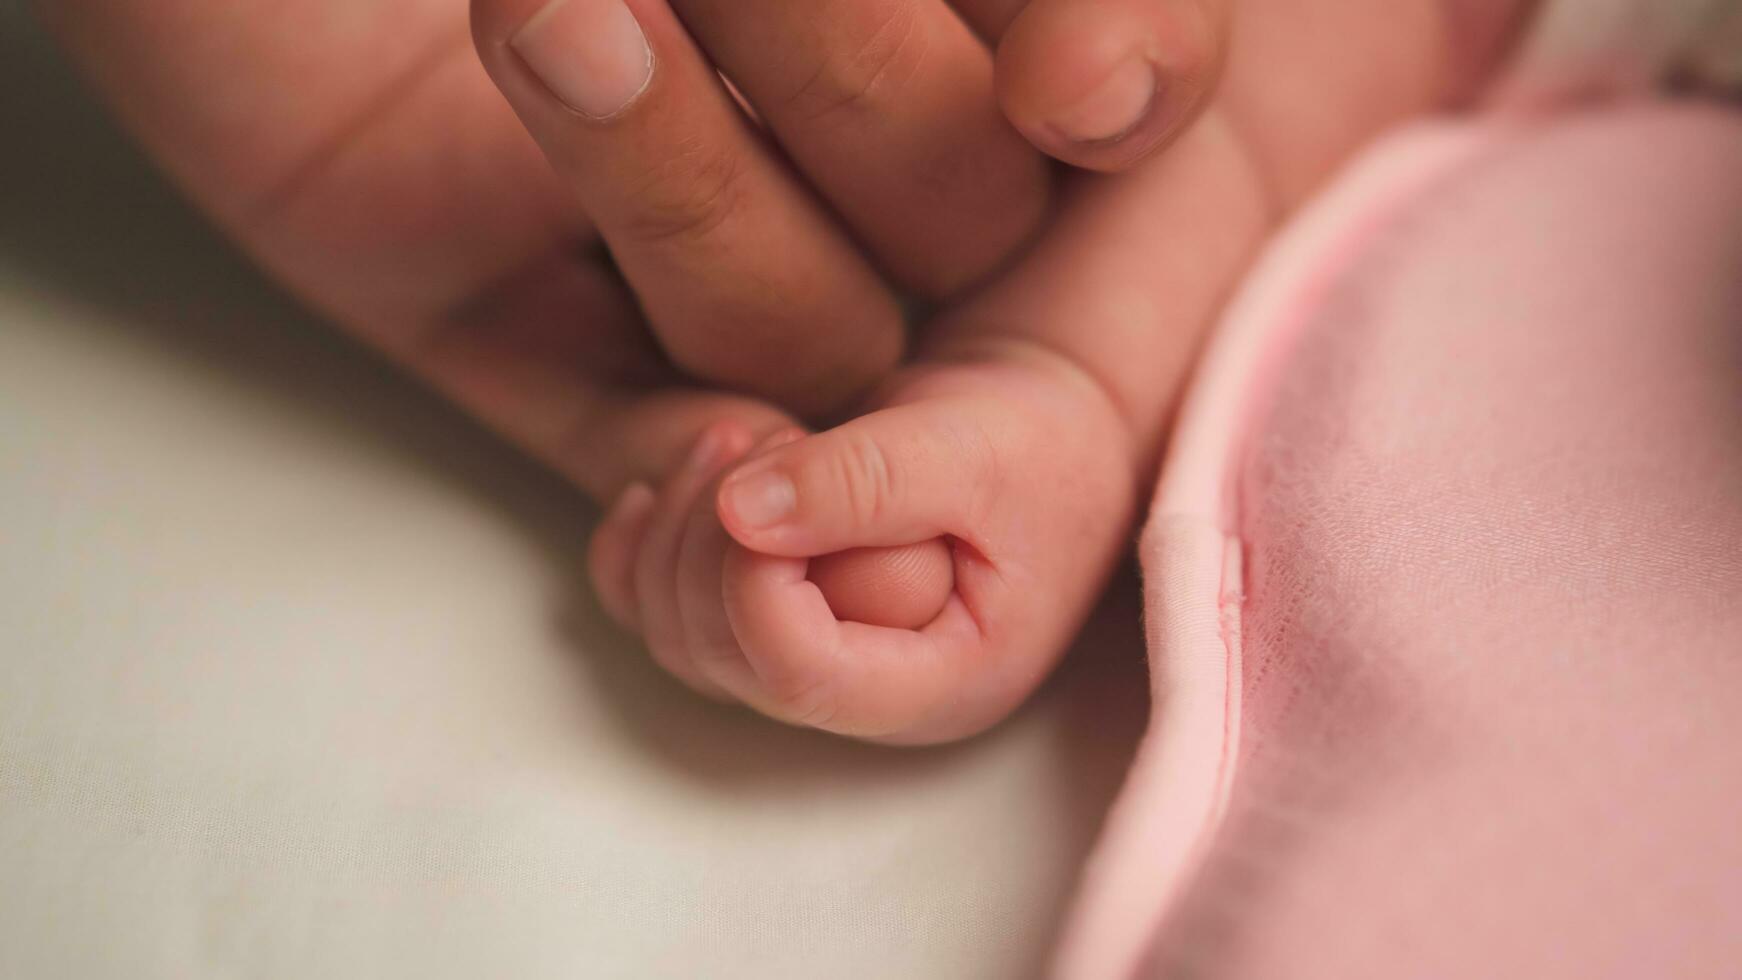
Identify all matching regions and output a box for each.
[714,402,994,559]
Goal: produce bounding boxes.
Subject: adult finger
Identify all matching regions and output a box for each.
[997,0,1231,172]
[473,0,904,417]
[670,0,1052,297]
[411,250,796,503]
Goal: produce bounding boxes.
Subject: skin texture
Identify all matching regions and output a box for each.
[807,543,956,631]
[591,0,1536,743]
[36,0,1057,501]
[659,0,1054,297]
[595,113,1261,741]
[44,0,1534,743]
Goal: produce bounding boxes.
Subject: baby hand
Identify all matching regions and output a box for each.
[590,354,1135,744]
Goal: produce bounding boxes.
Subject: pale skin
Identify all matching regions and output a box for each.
[45,0,1532,744]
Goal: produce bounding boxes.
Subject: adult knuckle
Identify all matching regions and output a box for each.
[783,0,926,123]
[623,137,749,247]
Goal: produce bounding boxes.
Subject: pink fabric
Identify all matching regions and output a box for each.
[1060,104,1742,978]
[1053,124,1505,980]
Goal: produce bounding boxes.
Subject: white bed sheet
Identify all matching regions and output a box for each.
[0,10,1146,977]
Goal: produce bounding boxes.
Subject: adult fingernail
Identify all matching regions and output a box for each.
[722,469,796,529]
[511,0,655,120]
[1050,58,1156,144]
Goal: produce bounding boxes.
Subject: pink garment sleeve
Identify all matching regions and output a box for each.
[1051,3,1742,969]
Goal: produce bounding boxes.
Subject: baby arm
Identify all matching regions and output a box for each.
[702,115,1266,743]
[586,116,1272,743]
[592,0,1536,743]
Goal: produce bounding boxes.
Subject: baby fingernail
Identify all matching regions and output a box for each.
[1051,58,1156,144]
[511,0,654,120]
[724,470,796,529]
[685,423,739,475]
[605,481,655,527]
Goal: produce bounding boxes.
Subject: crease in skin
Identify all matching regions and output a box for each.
[239,25,477,230]
[808,540,954,629]
[925,334,1146,480]
[781,0,929,122]
[938,529,1002,644]
[226,22,580,352]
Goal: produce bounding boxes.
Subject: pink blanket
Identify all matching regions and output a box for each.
[1058,101,1742,978]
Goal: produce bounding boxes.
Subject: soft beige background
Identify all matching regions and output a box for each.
[0,6,1146,976]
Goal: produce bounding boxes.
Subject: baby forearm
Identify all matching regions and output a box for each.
[927,0,1537,482]
[924,112,1270,481]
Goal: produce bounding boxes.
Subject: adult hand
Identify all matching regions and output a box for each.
[39,0,1058,502]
